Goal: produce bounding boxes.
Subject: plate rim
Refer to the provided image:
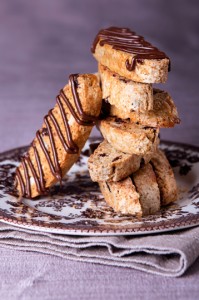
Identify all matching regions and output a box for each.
[0,139,199,236]
[1,217,199,236]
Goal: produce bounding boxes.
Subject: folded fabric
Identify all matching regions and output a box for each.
[0,222,198,277]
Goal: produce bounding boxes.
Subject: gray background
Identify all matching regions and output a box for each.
[0,0,199,299]
[0,0,199,152]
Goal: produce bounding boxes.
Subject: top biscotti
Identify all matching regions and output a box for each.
[91,27,170,83]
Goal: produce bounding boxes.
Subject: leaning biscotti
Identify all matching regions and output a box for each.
[98,117,159,155]
[88,140,156,182]
[98,179,141,215]
[91,27,170,83]
[15,74,102,198]
[151,149,178,205]
[98,164,160,216]
[133,164,161,215]
[109,89,180,128]
[99,64,153,112]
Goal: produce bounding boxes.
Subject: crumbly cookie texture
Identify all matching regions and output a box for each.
[15,74,102,198]
[88,140,156,182]
[98,163,160,216]
[109,89,180,128]
[93,42,169,83]
[98,117,159,155]
[98,179,142,215]
[151,149,178,205]
[133,164,160,215]
[99,64,153,112]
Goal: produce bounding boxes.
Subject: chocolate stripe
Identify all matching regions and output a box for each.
[69,74,96,124]
[36,130,57,179]
[15,74,97,198]
[43,117,62,181]
[21,158,31,198]
[15,168,25,196]
[25,154,42,195]
[56,95,79,153]
[91,27,170,71]
[32,143,46,193]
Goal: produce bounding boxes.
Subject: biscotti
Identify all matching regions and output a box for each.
[98,179,141,215]
[109,89,180,128]
[88,140,156,182]
[98,117,159,155]
[98,164,160,216]
[13,24,180,222]
[151,149,178,205]
[99,64,153,112]
[133,164,161,215]
[15,74,102,198]
[91,27,170,83]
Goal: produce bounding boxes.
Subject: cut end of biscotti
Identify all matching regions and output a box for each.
[98,64,154,112]
[88,140,156,182]
[98,179,142,216]
[96,147,177,216]
[99,117,159,155]
[98,163,161,216]
[132,164,161,215]
[109,88,180,128]
[151,149,178,205]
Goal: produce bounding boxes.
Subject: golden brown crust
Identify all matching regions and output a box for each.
[16,74,102,198]
[151,149,178,205]
[98,117,159,155]
[109,89,180,128]
[93,42,169,83]
[99,64,153,112]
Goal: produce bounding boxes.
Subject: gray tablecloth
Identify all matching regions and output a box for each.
[0,0,199,299]
[1,223,199,278]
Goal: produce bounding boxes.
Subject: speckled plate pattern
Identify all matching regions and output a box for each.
[0,139,199,236]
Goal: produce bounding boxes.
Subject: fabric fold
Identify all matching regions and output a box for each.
[0,222,198,277]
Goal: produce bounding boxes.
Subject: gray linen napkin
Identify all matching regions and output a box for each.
[0,222,198,277]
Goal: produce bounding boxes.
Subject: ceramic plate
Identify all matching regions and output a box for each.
[0,139,199,236]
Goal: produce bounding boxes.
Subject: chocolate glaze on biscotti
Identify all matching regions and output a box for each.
[91,27,170,72]
[15,74,101,198]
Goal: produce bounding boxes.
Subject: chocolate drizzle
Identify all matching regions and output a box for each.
[16,74,97,198]
[91,27,170,71]
[21,158,30,198]
[32,142,46,193]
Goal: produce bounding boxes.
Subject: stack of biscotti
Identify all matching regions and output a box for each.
[88,27,180,216]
